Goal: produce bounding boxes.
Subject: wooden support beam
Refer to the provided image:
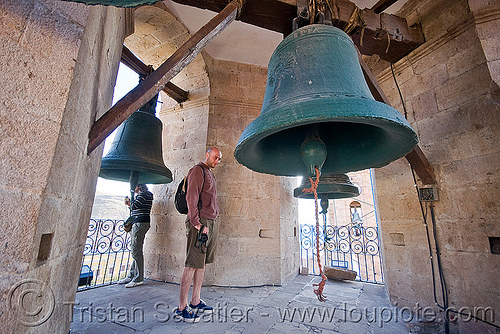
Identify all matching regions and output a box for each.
[121,46,189,103]
[358,53,436,185]
[170,0,297,36]
[370,0,400,14]
[87,1,239,154]
[405,146,436,185]
[164,81,189,103]
[121,45,152,75]
[170,0,424,63]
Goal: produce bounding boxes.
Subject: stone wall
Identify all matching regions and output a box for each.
[0,1,127,333]
[204,56,299,285]
[369,0,500,330]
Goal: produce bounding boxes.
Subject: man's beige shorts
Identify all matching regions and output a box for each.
[185,217,218,269]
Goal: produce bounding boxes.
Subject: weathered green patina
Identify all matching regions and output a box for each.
[99,94,173,185]
[234,24,418,177]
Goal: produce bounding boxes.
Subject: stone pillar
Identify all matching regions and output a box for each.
[469,0,500,87]
[123,4,214,282]
[370,0,500,329]
[0,1,127,332]
[147,51,211,283]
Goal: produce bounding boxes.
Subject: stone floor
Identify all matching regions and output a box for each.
[69,275,412,333]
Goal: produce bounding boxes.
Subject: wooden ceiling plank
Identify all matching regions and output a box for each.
[170,0,423,62]
[370,0,400,14]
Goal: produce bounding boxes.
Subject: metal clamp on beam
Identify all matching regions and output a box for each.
[229,0,245,19]
[293,0,333,31]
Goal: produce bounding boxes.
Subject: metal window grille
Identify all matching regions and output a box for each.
[300,223,384,284]
[77,219,131,291]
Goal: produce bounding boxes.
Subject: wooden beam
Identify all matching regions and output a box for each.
[121,46,189,103]
[170,0,424,63]
[405,146,436,185]
[370,0,400,14]
[87,1,239,154]
[358,53,436,185]
[359,54,390,104]
[164,81,189,103]
[170,0,296,36]
[121,45,152,76]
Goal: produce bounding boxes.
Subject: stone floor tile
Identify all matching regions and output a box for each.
[70,275,410,333]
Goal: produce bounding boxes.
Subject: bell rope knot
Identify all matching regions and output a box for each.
[302,167,321,195]
[313,274,328,302]
[302,167,327,302]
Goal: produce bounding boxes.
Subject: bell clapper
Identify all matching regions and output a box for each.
[320,194,329,214]
[300,125,327,177]
[129,170,140,201]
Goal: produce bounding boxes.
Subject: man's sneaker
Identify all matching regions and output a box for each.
[117,277,132,284]
[189,299,213,313]
[125,280,143,288]
[173,307,200,323]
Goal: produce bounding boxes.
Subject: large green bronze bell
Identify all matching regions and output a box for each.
[234,24,418,177]
[99,94,172,187]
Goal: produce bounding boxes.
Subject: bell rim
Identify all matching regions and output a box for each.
[293,182,361,199]
[234,97,418,176]
[99,160,173,184]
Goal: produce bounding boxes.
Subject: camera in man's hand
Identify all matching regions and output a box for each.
[198,231,208,243]
[195,225,209,253]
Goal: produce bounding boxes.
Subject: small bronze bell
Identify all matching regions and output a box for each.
[294,173,360,200]
[294,173,360,215]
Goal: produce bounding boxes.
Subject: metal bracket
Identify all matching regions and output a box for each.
[229,0,245,19]
[418,186,439,202]
[293,0,310,31]
[293,0,333,31]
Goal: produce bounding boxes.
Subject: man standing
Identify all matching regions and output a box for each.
[118,184,153,288]
[174,147,222,322]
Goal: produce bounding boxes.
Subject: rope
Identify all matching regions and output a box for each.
[384,29,391,53]
[302,167,327,302]
[308,0,316,25]
[344,6,362,35]
[325,0,339,21]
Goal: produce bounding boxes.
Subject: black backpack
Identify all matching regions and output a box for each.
[174,165,205,214]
